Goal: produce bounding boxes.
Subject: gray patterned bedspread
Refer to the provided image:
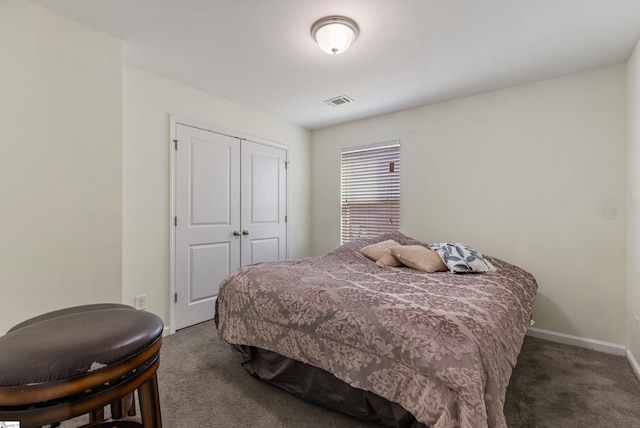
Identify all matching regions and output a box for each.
[216,232,537,428]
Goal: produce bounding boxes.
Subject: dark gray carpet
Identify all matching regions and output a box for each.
[504,335,640,427]
[63,320,640,427]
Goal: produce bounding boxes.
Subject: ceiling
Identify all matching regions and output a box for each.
[29,0,640,130]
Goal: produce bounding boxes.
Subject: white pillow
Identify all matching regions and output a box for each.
[428,243,496,273]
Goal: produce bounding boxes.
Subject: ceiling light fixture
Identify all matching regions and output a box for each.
[311,16,359,55]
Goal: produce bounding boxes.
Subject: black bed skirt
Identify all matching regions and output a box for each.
[231,344,427,428]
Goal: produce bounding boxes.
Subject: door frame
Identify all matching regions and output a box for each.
[169,115,289,334]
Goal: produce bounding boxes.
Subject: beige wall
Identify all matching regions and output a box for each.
[627,40,640,364]
[122,65,311,328]
[311,65,628,345]
[0,1,123,333]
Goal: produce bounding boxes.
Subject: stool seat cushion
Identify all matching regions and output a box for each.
[8,303,133,333]
[0,308,163,386]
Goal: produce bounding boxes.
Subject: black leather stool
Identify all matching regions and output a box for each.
[0,304,164,428]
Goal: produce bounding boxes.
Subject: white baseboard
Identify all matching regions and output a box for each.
[526,327,627,356]
[163,326,171,337]
[627,348,640,379]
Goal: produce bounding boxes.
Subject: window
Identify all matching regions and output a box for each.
[341,141,400,244]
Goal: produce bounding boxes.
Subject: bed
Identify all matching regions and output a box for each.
[215,231,537,428]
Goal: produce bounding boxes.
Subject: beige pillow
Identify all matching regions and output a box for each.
[389,245,447,273]
[376,252,402,267]
[360,239,403,267]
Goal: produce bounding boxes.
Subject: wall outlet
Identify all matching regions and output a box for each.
[134,294,147,311]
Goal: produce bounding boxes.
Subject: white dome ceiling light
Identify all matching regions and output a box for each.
[311,16,360,55]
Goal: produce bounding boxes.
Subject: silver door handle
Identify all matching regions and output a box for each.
[242,229,250,235]
[233,230,241,236]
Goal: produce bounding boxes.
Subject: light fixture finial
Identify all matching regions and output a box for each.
[311,16,359,55]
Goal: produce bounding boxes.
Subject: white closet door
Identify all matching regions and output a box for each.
[175,124,240,330]
[240,140,287,265]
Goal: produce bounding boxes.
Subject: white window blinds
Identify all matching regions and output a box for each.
[341,141,400,244]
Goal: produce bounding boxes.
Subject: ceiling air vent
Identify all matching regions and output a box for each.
[324,95,354,107]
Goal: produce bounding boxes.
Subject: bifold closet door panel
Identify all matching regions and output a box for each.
[240,140,287,266]
[175,124,241,330]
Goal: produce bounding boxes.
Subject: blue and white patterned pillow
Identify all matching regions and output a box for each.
[428,243,496,273]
